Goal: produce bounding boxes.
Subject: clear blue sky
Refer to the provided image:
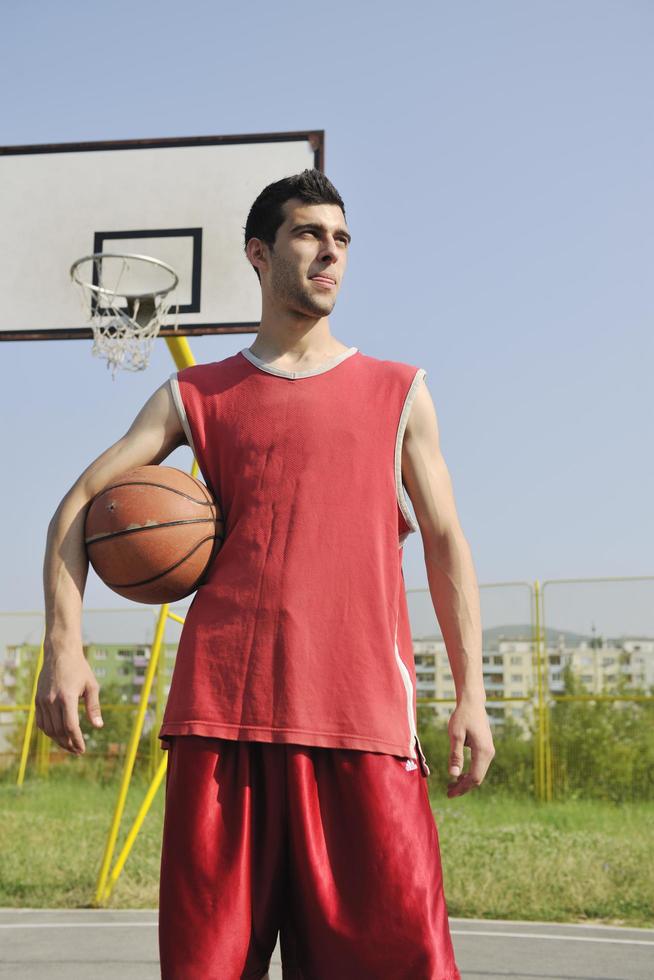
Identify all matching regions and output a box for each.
[1,1,652,634]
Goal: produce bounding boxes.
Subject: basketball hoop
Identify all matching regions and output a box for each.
[70,252,180,379]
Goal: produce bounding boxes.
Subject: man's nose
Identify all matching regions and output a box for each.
[319,237,340,261]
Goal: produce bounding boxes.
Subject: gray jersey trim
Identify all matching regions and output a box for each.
[394,368,427,539]
[239,346,358,379]
[167,372,197,457]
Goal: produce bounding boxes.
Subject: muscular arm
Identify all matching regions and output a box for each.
[401,375,495,795]
[38,380,187,754]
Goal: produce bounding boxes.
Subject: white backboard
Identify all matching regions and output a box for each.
[0,131,323,341]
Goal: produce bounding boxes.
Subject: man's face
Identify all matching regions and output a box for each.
[260,199,351,317]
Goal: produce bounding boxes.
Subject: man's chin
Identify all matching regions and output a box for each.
[295,294,336,318]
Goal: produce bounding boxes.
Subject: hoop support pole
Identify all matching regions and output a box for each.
[93,603,169,906]
[91,333,201,906]
[16,630,45,787]
[165,335,196,371]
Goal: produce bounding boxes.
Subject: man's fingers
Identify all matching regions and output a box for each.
[41,701,64,751]
[83,682,104,729]
[447,745,495,797]
[44,699,77,754]
[448,729,466,777]
[61,697,85,753]
[447,773,476,797]
[469,746,493,786]
[447,767,480,795]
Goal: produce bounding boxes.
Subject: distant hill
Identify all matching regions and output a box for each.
[415,624,614,649]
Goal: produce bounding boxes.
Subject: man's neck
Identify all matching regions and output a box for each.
[249,324,349,363]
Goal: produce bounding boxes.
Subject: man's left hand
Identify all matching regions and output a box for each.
[446,694,495,797]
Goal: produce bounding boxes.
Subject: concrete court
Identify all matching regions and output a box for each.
[1,909,653,979]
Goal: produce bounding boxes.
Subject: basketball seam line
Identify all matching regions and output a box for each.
[93,479,216,507]
[85,518,223,545]
[103,534,221,588]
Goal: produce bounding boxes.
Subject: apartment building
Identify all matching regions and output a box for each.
[413,634,535,732]
[84,643,176,702]
[413,631,653,734]
[0,642,178,754]
[1,632,651,750]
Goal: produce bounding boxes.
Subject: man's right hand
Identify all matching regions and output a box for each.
[35,640,104,755]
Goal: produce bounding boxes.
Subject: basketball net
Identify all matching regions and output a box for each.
[70,253,180,380]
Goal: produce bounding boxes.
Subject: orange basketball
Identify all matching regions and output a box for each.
[84,465,224,604]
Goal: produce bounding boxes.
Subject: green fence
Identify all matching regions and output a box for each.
[2,576,653,802]
[408,575,654,801]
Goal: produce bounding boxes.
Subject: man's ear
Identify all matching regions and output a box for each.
[246,237,270,277]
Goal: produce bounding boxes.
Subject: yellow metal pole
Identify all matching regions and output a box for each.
[99,754,168,904]
[539,583,553,802]
[149,640,164,783]
[93,602,169,906]
[100,606,188,902]
[92,333,199,905]
[17,632,45,787]
[36,726,50,776]
[148,617,160,783]
[531,582,539,799]
[147,334,199,772]
[544,695,553,801]
[165,335,196,371]
[533,580,546,801]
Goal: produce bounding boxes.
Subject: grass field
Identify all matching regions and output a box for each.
[1,768,652,928]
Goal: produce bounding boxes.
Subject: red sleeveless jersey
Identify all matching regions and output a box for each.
[158,346,430,776]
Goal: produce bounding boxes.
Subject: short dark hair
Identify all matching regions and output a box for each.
[243,169,346,282]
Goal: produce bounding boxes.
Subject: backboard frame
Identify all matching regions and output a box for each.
[0,130,324,341]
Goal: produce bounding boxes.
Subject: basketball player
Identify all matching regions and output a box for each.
[38,169,494,979]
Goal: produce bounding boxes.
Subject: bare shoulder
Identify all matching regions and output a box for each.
[404,373,441,446]
[126,378,186,444]
[74,379,188,500]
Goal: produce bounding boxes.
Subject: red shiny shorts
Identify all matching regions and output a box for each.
[158,735,461,980]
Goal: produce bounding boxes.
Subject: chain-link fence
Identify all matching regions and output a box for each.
[541,576,654,802]
[408,580,537,796]
[409,576,654,801]
[2,576,653,801]
[0,606,189,784]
